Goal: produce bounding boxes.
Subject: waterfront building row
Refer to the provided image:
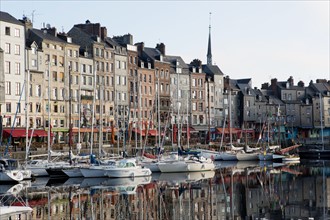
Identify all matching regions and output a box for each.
[0,11,329,147]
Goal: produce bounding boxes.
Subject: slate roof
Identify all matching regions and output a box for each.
[309,82,330,96]
[27,28,66,49]
[163,55,188,69]
[0,11,23,26]
[144,47,161,60]
[202,64,224,76]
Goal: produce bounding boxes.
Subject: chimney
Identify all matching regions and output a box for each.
[288,76,294,86]
[19,16,33,36]
[101,26,107,40]
[113,34,133,45]
[298,81,305,87]
[74,21,101,37]
[261,83,269,90]
[271,78,277,87]
[41,27,57,36]
[135,42,144,56]
[316,79,327,83]
[156,43,165,56]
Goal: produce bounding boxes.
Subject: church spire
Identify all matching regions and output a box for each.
[207,12,212,66]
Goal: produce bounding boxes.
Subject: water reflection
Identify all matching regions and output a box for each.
[1,161,330,219]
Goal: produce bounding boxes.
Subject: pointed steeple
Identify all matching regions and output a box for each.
[207,12,212,66]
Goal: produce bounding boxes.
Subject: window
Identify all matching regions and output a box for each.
[31,47,37,54]
[31,59,37,67]
[36,85,41,97]
[122,61,126,69]
[52,55,57,65]
[68,49,72,57]
[14,45,20,55]
[14,28,20,37]
[5,43,10,54]
[15,82,21,95]
[5,61,10,74]
[82,64,86,73]
[53,88,58,99]
[53,71,57,81]
[61,88,65,99]
[5,27,10,35]
[116,60,121,69]
[17,103,21,113]
[192,103,196,111]
[59,72,64,82]
[198,103,203,111]
[5,82,11,95]
[15,63,20,75]
[6,103,11,112]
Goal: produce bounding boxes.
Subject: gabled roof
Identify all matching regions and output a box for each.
[163,55,188,68]
[266,95,285,105]
[202,64,224,76]
[105,37,120,47]
[144,47,161,60]
[309,81,330,96]
[0,11,23,26]
[27,28,66,49]
[236,83,257,96]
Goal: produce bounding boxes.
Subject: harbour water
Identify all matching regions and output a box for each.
[1,160,330,219]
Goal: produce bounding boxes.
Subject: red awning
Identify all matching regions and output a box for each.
[2,128,52,138]
[33,129,52,137]
[148,129,165,136]
[216,127,239,134]
[133,128,146,136]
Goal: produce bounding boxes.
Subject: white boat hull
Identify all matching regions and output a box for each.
[0,170,24,182]
[0,206,32,219]
[80,166,111,178]
[63,167,83,178]
[158,159,215,173]
[236,152,259,161]
[105,167,152,178]
[198,149,223,161]
[221,152,238,161]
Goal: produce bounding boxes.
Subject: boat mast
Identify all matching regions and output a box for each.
[134,71,137,153]
[77,69,81,155]
[98,80,103,157]
[90,62,96,156]
[25,69,29,164]
[47,62,51,162]
[69,66,72,164]
[157,75,161,149]
[229,89,232,146]
[177,66,181,150]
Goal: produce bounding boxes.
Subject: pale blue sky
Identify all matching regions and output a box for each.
[2,0,329,88]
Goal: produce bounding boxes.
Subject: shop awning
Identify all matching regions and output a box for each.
[132,128,146,136]
[181,126,198,133]
[216,127,239,134]
[148,129,165,136]
[2,128,52,138]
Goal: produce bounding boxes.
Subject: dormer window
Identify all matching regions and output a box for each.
[67,37,72,43]
[148,63,151,69]
[192,67,196,73]
[141,62,144,68]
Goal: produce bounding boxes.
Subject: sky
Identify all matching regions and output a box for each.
[1,0,329,88]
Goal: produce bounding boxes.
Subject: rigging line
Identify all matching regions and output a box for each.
[4,80,26,157]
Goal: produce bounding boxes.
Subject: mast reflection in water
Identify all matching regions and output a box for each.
[2,160,330,219]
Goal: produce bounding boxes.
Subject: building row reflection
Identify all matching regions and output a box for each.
[2,162,330,219]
